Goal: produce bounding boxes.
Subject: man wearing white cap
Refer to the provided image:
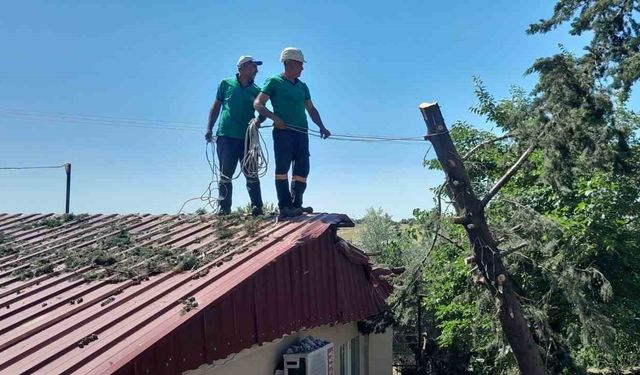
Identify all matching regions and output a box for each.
[254,47,331,217]
[205,55,265,216]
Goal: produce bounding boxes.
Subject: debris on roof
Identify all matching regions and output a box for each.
[0,212,390,374]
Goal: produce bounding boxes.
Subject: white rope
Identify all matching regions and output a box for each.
[177,141,225,214]
[179,119,266,215]
[178,117,270,215]
[241,121,269,179]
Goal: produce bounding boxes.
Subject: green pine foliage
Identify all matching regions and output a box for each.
[527,0,640,101]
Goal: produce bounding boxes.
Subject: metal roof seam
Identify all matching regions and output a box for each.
[2,213,104,248]
[8,214,121,251]
[1,215,135,268]
[0,274,178,367]
[0,213,54,233]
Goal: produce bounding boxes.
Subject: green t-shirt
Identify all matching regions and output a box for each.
[261,75,311,130]
[215,76,260,139]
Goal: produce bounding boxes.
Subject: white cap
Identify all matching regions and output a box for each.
[236,55,263,67]
[279,47,306,63]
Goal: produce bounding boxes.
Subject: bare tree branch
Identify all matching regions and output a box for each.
[499,242,529,258]
[479,143,536,210]
[436,232,467,252]
[463,133,512,160]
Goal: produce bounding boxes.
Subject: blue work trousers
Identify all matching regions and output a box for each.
[216,136,263,212]
[273,129,310,209]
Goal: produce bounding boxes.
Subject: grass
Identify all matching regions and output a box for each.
[338,224,360,242]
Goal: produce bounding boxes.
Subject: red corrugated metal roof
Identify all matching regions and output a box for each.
[0,213,390,374]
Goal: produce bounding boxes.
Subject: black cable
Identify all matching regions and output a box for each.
[1,110,434,143]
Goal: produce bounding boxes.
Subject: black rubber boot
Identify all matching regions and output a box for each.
[218,180,232,214]
[291,180,307,208]
[291,180,312,213]
[276,179,293,209]
[247,178,263,216]
[279,206,303,219]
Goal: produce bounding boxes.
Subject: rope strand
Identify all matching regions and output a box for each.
[177,141,224,214]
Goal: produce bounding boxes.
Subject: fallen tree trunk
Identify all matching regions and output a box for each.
[419,102,544,375]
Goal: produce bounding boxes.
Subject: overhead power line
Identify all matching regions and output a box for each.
[0,109,429,144]
[0,110,201,132]
[0,109,200,127]
[0,165,65,170]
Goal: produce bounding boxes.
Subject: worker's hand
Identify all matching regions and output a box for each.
[205,130,214,143]
[274,117,287,130]
[249,117,261,129]
[319,126,331,139]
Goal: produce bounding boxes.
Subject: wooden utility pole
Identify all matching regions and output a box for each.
[415,282,422,370]
[64,163,71,214]
[419,102,544,375]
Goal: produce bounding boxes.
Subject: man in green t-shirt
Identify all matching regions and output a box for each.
[205,55,265,216]
[254,47,331,217]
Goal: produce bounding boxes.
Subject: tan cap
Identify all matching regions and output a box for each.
[279,47,306,63]
[236,55,263,67]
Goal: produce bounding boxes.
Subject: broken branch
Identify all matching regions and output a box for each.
[479,143,536,210]
[463,133,512,160]
[437,232,468,252]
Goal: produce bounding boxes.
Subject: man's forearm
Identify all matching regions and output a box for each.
[207,102,222,131]
[207,114,217,131]
[254,103,277,121]
[309,107,325,128]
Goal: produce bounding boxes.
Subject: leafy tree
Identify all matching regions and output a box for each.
[417,92,639,373]
[360,2,640,373]
[528,0,640,101]
[355,208,408,267]
[367,87,639,374]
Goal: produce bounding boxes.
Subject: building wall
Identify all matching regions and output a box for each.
[366,328,393,375]
[184,323,392,375]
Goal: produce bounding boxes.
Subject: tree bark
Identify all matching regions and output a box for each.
[419,102,544,375]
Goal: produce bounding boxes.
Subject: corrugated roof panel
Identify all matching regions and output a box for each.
[0,212,390,374]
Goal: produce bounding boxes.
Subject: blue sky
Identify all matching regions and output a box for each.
[0,0,610,219]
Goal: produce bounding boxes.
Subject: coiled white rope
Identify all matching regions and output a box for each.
[241,121,269,179]
[179,120,265,214]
